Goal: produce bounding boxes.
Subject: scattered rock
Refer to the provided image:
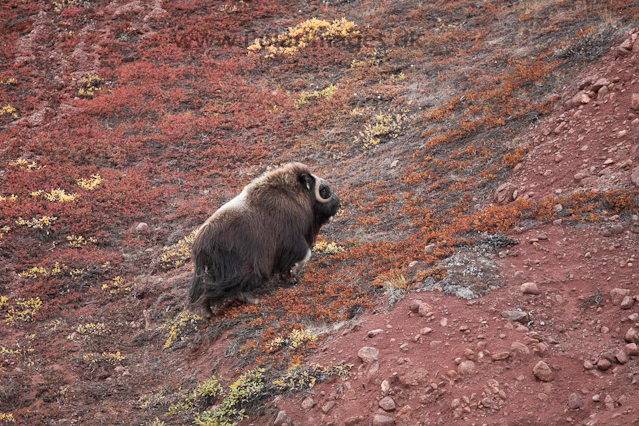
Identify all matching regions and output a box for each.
[592,78,610,92]
[463,348,475,360]
[615,349,629,364]
[345,416,365,426]
[372,415,395,426]
[502,310,528,323]
[321,401,336,414]
[301,397,315,410]
[447,370,459,381]
[624,328,639,344]
[533,361,553,382]
[494,183,517,205]
[521,282,541,295]
[378,396,396,411]
[510,341,530,356]
[368,329,383,338]
[583,360,594,370]
[604,395,615,411]
[491,351,510,361]
[610,288,631,305]
[620,296,634,310]
[574,170,590,181]
[409,300,422,313]
[553,122,566,134]
[596,358,612,371]
[274,410,290,426]
[457,360,475,375]
[418,302,434,317]
[570,91,591,107]
[420,327,433,335]
[533,342,549,357]
[631,167,639,188]
[597,85,610,101]
[135,222,149,233]
[626,343,639,356]
[358,347,379,364]
[554,153,563,163]
[632,93,639,111]
[568,393,583,409]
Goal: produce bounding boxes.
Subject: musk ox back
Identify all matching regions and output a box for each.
[190,162,341,317]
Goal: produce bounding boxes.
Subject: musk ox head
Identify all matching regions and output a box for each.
[190,162,340,318]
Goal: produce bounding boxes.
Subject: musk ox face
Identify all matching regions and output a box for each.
[190,162,340,318]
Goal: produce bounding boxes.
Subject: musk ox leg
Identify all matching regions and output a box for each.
[200,299,214,320]
[291,248,312,277]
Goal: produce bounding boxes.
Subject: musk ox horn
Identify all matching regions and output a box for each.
[313,175,332,204]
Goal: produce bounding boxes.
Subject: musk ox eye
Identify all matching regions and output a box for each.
[319,185,331,199]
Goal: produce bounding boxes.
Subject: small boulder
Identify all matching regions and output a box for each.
[533,361,553,382]
[501,310,528,323]
[274,411,290,426]
[494,183,517,205]
[604,395,615,411]
[631,167,639,188]
[521,282,541,295]
[491,351,510,361]
[301,397,315,410]
[568,393,583,409]
[510,341,530,356]
[597,85,610,101]
[457,360,475,375]
[358,347,379,364]
[626,343,638,356]
[321,401,336,414]
[624,328,639,344]
[368,329,383,338]
[378,396,396,411]
[345,416,365,426]
[418,302,434,317]
[372,415,395,426]
[591,78,609,92]
[615,349,629,365]
[610,288,631,305]
[596,358,612,371]
[620,296,635,310]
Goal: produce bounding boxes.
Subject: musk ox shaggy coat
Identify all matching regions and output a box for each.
[190,162,340,317]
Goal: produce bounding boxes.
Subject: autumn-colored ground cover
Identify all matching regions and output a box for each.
[1,0,637,424]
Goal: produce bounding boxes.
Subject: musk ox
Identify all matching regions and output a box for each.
[190,162,341,318]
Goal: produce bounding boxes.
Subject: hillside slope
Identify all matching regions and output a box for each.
[0,1,637,425]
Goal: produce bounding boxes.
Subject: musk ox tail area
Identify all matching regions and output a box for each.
[189,265,206,306]
[190,246,268,308]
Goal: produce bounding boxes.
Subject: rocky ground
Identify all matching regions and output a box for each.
[266,32,639,426]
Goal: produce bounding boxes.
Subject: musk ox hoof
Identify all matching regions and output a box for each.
[237,292,261,305]
[200,301,214,320]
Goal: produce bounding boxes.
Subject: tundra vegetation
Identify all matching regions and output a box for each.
[0,0,637,424]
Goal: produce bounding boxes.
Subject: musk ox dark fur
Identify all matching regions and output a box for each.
[190,162,341,317]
